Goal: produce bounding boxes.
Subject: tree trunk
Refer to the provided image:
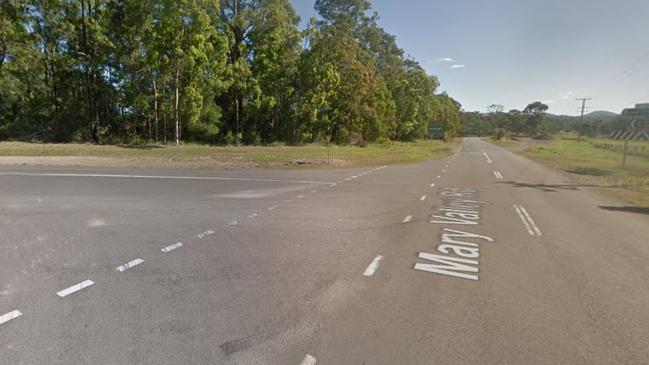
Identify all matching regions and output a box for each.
[174,66,180,146]
[153,77,159,143]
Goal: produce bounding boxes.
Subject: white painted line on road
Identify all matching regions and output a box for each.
[363,255,384,277]
[351,176,358,179]
[57,280,94,298]
[345,178,351,181]
[493,171,503,180]
[268,205,278,211]
[227,220,239,226]
[300,354,317,365]
[442,169,446,173]
[249,213,258,218]
[0,310,22,325]
[513,205,535,236]
[161,242,183,253]
[430,183,435,187]
[329,183,337,187]
[116,258,145,272]
[0,172,334,185]
[520,206,542,236]
[311,190,317,193]
[482,151,493,164]
[197,230,215,239]
[437,175,441,179]
[420,195,427,201]
[402,215,413,224]
[297,195,304,199]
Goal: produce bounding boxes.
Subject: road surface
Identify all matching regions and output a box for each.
[1,137,648,364]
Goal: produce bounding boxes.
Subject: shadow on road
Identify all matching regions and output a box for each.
[598,206,649,215]
[497,181,597,192]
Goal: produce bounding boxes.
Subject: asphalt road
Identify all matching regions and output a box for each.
[1,137,648,364]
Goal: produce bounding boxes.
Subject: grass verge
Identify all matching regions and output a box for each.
[522,136,649,207]
[0,139,458,169]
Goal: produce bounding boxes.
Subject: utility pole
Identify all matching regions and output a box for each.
[576,98,591,141]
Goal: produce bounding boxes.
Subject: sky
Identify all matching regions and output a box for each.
[291,0,649,115]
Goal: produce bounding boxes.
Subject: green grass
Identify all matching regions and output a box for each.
[523,136,649,206]
[0,139,457,169]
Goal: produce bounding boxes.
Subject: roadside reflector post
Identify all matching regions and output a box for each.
[622,139,629,167]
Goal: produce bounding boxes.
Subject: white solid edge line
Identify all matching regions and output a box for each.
[520,206,542,236]
[363,255,384,277]
[420,195,427,201]
[161,242,183,253]
[513,205,535,235]
[300,354,317,365]
[57,280,94,298]
[402,215,413,223]
[0,172,333,185]
[493,171,498,179]
[0,310,23,325]
[116,258,145,272]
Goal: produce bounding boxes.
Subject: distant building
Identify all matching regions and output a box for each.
[622,103,649,118]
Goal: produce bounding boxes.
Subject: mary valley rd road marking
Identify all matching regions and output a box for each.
[414,188,495,280]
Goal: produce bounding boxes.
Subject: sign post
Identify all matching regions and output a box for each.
[609,120,649,167]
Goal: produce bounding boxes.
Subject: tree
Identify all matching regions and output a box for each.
[523,101,549,135]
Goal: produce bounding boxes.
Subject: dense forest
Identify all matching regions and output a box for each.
[0,0,462,145]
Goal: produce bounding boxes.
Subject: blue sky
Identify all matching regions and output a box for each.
[291,0,649,115]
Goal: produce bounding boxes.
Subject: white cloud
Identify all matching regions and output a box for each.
[450,64,465,69]
[435,57,455,63]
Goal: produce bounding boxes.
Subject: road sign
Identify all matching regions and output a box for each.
[610,130,649,141]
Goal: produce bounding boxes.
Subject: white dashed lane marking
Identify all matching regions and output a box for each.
[493,171,504,180]
[268,205,278,211]
[430,183,435,187]
[482,151,493,164]
[161,242,183,253]
[363,255,384,277]
[402,215,413,224]
[420,195,427,201]
[0,310,22,326]
[300,354,317,365]
[197,230,215,239]
[297,195,304,199]
[227,220,239,226]
[57,280,94,298]
[436,175,441,179]
[116,258,145,272]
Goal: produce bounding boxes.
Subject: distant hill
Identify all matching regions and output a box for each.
[584,111,617,119]
[546,111,618,121]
